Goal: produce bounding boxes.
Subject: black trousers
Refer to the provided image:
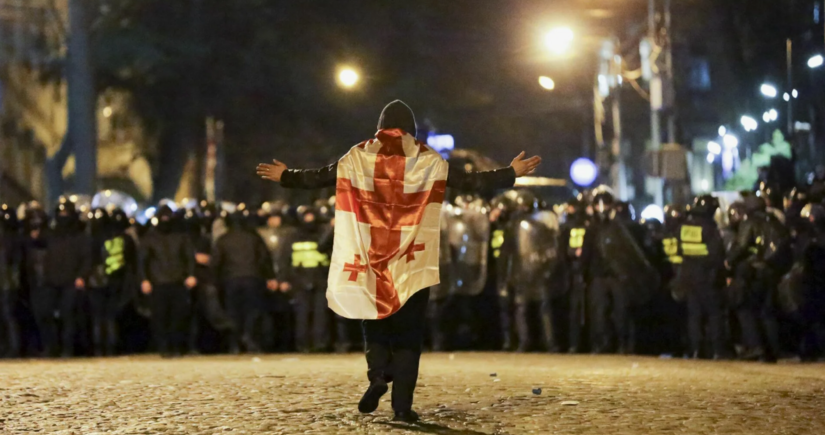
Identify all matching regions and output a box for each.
[262,291,293,352]
[362,288,429,414]
[151,283,190,354]
[224,277,265,351]
[89,273,125,356]
[685,283,725,356]
[0,288,19,357]
[568,273,587,352]
[31,285,77,357]
[294,285,329,352]
[736,268,781,357]
[589,277,629,353]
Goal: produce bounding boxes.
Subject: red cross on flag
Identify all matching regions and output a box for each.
[329,128,448,320]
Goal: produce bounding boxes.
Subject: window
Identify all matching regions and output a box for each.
[688,57,711,91]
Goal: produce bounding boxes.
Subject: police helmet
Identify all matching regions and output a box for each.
[109,207,131,232]
[611,201,635,221]
[590,185,615,219]
[691,194,720,218]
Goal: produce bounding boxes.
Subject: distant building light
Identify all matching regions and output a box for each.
[103,106,113,118]
[783,93,791,101]
[794,121,812,132]
[717,126,727,136]
[427,134,455,153]
[707,141,722,155]
[792,89,799,98]
[570,158,598,186]
[701,179,710,191]
[760,83,778,98]
[763,112,771,123]
[808,54,824,69]
[768,109,778,121]
[723,134,739,149]
[707,153,715,164]
[740,115,758,132]
[641,204,664,222]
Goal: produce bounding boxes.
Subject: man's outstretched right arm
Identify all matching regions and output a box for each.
[257,160,338,189]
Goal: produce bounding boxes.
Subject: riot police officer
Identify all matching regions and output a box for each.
[212,204,276,354]
[798,203,825,359]
[257,202,296,352]
[140,205,197,357]
[559,195,591,353]
[30,200,91,357]
[727,195,790,362]
[587,189,630,354]
[0,204,21,357]
[284,205,331,352]
[87,207,137,356]
[490,191,517,350]
[677,195,726,359]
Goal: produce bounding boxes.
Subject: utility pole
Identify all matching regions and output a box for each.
[648,0,664,206]
[786,38,793,136]
[67,0,97,195]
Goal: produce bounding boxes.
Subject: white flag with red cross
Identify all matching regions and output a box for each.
[328,128,448,320]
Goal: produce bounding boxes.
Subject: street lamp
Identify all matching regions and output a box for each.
[808,54,824,69]
[544,27,574,55]
[538,76,555,90]
[740,115,758,132]
[337,67,360,89]
[760,83,778,98]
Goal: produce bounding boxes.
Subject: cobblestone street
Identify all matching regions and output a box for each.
[1,353,824,434]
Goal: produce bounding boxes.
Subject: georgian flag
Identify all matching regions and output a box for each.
[327,128,448,320]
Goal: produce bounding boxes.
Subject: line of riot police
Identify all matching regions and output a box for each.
[0,195,365,358]
[428,182,825,362]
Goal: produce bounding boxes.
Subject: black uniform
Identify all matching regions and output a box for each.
[727,204,790,361]
[140,217,195,356]
[27,223,91,357]
[278,100,516,418]
[678,215,726,358]
[283,219,331,352]
[258,222,297,352]
[559,215,592,353]
[88,219,137,356]
[212,223,274,353]
[0,215,21,357]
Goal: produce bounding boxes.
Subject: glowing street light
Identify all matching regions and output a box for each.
[723,134,739,149]
[544,27,574,55]
[809,54,824,69]
[707,141,722,155]
[760,83,778,98]
[337,67,360,89]
[538,76,556,90]
[740,115,758,132]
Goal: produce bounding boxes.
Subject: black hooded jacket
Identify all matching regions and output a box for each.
[212,228,274,282]
[139,227,195,285]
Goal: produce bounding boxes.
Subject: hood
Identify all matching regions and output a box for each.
[377,100,417,138]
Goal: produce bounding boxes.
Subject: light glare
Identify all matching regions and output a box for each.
[717,126,727,136]
[544,27,574,54]
[808,54,824,69]
[538,76,556,90]
[760,84,777,98]
[707,141,722,155]
[740,116,758,132]
[723,134,739,149]
[338,68,359,88]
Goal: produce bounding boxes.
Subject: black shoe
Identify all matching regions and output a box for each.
[392,410,420,423]
[358,380,388,413]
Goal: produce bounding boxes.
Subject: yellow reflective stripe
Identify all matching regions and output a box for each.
[104,236,126,275]
[569,228,586,249]
[491,230,504,250]
[291,241,329,268]
[681,242,708,256]
[662,237,679,256]
[493,249,500,258]
[667,255,683,264]
[681,225,703,243]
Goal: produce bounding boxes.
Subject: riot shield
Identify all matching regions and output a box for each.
[445,202,491,297]
[597,221,661,305]
[430,205,454,301]
[510,210,560,302]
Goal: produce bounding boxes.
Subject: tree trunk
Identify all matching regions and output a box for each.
[67,0,97,195]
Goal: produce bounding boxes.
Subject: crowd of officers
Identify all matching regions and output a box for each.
[1,181,824,362]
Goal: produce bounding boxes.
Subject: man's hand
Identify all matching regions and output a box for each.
[75,278,85,290]
[195,253,211,266]
[279,282,291,292]
[185,276,198,289]
[257,159,288,182]
[510,151,542,177]
[267,280,279,291]
[141,280,153,295]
